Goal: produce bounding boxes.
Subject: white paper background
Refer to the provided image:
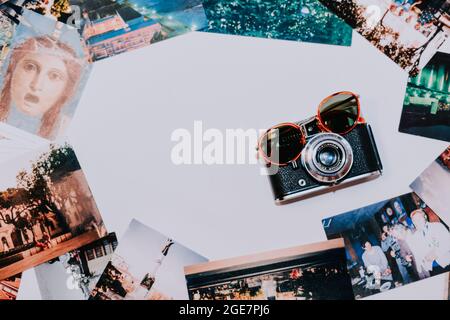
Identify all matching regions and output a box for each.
[17,31,450,300]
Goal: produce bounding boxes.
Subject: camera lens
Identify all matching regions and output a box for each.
[317,146,339,168]
[301,133,353,184]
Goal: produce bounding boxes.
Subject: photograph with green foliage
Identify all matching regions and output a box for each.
[0,143,107,280]
[202,0,352,46]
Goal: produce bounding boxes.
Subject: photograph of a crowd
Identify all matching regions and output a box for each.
[0,143,107,280]
[322,192,450,299]
[399,52,450,142]
[185,239,354,300]
[318,0,450,75]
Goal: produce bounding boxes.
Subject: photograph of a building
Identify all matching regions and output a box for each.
[89,219,207,300]
[322,192,450,299]
[0,143,107,280]
[185,239,354,300]
[399,52,450,142]
[0,273,20,300]
[35,233,118,299]
[23,0,208,61]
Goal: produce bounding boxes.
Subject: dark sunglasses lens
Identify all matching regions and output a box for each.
[260,125,303,165]
[319,93,359,133]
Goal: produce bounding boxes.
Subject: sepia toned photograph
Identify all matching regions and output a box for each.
[0,142,107,280]
[0,9,91,140]
[203,0,353,46]
[318,0,450,75]
[410,146,450,224]
[0,273,21,300]
[89,219,207,300]
[322,192,450,299]
[34,233,118,300]
[185,239,354,300]
[399,52,450,142]
[22,0,207,61]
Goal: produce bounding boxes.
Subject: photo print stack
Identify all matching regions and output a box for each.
[0,0,449,304]
[89,219,207,300]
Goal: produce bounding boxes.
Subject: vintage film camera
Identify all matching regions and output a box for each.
[258,92,383,204]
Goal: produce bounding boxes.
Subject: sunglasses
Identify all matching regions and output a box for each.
[258,91,365,166]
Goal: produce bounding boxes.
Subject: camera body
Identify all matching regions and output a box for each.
[266,117,383,204]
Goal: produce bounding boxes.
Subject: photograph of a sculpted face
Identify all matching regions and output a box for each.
[23,0,207,61]
[0,273,21,300]
[399,52,450,142]
[0,143,107,280]
[318,0,449,75]
[0,9,91,140]
[322,192,450,299]
[89,219,207,300]
[410,146,450,224]
[34,233,118,300]
[202,0,353,46]
[185,239,354,300]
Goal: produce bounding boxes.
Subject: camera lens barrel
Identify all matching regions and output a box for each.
[301,133,353,183]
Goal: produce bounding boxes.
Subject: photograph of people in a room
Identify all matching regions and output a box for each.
[322,192,450,299]
[318,0,450,75]
[0,273,21,300]
[89,219,207,300]
[22,0,208,61]
[0,143,107,280]
[399,52,450,142]
[184,239,354,300]
[411,145,450,224]
[202,0,353,46]
[0,9,91,140]
[34,233,118,300]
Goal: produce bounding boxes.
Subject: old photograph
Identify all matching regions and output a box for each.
[399,52,450,142]
[0,9,91,140]
[185,239,354,300]
[410,146,450,224]
[322,192,450,299]
[89,219,207,300]
[318,0,449,75]
[0,142,107,279]
[34,233,118,300]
